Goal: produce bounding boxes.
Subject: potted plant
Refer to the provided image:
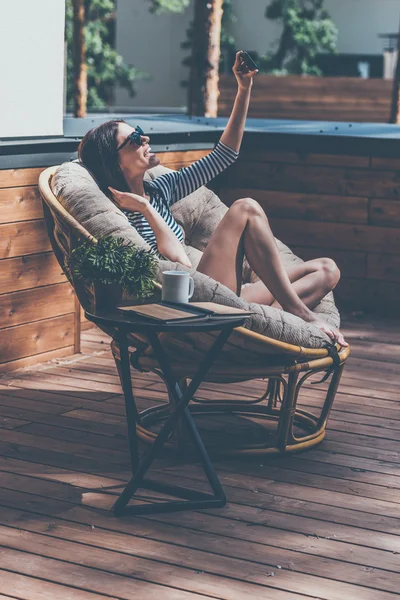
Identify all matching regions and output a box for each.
[67,236,158,311]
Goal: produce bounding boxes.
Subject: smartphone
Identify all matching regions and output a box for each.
[240,50,259,72]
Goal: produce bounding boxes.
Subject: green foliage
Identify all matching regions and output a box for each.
[147,0,191,14]
[261,0,338,76]
[65,0,145,111]
[68,236,158,298]
[220,0,237,72]
[180,0,237,84]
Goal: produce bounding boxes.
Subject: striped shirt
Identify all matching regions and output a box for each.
[123,140,239,257]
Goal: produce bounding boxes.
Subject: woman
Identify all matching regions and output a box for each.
[78,51,347,346]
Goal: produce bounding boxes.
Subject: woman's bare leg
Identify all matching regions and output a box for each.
[197,198,347,345]
[241,258,340,310]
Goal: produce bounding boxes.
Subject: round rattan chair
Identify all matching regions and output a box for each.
[39,166,350,456]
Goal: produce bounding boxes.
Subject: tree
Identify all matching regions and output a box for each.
[148,0,225,117]
[219,0,237,74]
[389,18,400,124]
[66,0,143,115]
[262,0,337,76]
[181,0,236,78]
[71,0,87,117]
[187,0,224,116]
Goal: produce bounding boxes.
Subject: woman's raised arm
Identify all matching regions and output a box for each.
[151,53,258,207]
[220,51,258,152]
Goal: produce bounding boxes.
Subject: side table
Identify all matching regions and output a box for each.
[84,307,246,517]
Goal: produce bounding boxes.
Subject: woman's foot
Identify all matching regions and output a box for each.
[309,316,348,347]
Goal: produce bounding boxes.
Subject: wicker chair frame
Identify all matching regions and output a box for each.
[39,166,350,456]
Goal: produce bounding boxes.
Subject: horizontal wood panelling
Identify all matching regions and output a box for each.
[162,162,201,170]
[241,152,370,169]
[157,150,211,163]
[0,283,74,328]
[334,278,400,314]
[0,220,51,259]
[221,74,394,91]
[241,103,390,111]
[0,346,76,374]
[0,314,75,363]
[244,112,391,123]
[0,166,79,372]
[367,254,400,283]
[217,147,400,315]
[0,151,207,372]
[222,161,400,199]
[157,150,211,171]
[218,74,392,122]
[291,247,367,279]
[0,252,66,295]
[0,168,45,188]
[243,107,390,117]
[220,188,368,224]
[269,217,400,254]
[369,199,400,228]
[0,186,43,224]
[244,98,390,107]
[371,157,400,170]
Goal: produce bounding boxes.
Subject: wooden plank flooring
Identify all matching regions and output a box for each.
[0,315,399,599]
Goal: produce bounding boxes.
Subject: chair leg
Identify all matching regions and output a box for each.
[318,362,345,429]
[281,362,346,451]
[131,357,348,457]
[276,371,299,452]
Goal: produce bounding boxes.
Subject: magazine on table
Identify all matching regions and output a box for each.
[117,301,254,324]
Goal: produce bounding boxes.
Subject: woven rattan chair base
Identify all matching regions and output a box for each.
[132,363,344,456]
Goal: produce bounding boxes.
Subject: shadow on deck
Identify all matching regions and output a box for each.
[0,314,399,600]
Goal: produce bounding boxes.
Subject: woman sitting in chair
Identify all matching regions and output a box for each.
[78,51,347,347]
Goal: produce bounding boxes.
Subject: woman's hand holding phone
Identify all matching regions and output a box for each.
[232,50,259,90]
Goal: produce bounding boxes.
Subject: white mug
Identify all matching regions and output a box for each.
[162,271,194,304]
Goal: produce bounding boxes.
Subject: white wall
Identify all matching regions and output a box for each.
[326,0,400,55]
[115,0,193,110]
[115,0,400,110]
[0,0,65,138]
[231,0,400,57]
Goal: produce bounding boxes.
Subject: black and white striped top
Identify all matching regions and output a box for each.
[123,140,239,257]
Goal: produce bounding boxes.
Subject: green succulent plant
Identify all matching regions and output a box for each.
[67,236,158,299]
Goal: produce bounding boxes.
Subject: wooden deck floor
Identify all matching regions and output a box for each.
[0,315,399,599]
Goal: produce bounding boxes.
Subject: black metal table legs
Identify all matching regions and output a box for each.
[112,328,232,516]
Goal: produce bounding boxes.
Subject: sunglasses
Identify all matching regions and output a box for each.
[116,126,145,151]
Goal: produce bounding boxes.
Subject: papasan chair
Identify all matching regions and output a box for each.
[39,158,350,461]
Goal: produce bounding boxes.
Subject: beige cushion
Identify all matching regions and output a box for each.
[52,162,151,251]
[52,160,340,348]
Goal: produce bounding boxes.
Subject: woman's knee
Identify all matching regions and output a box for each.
[231,197,265,219]
[317,257,341,289]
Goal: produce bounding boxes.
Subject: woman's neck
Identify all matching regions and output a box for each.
[121,166,146,197]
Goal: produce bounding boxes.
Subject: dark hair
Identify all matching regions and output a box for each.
[78,119,130,195]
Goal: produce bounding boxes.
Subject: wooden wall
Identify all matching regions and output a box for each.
[0,167,78,373]
[2,143,396,373]
[157,149,211,169]
[0,149,212,373]
[218,75,393,123]
[216,150,400,316]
